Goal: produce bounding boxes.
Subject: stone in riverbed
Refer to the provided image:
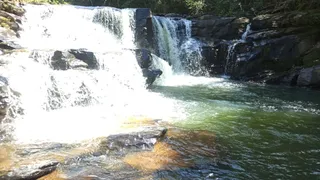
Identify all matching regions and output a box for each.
[51,50,90,70]
[142,68,162,86]
[0,160,59,180]
[99,127,167,155]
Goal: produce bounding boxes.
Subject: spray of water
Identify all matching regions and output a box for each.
[152,16,207,76]
[0,5,183,143]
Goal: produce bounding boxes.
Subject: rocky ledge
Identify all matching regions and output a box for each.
[194,10,320,89]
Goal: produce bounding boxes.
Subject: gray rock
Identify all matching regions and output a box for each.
[191,16,249,41]
[99,126,167,155]
[68,49,98,69]
[297,65,320,87]
[51,50,90,70]
[0,160,59,180]
[251,10,320,31]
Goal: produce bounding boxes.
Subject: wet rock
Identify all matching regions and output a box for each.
[297,65,320,87]
[192,16,249,41]
[135,8,153,49]
[201,42,229,75]
[68,49,98,69]
[51,50,88,70]
[0,76,9,123]
[228,35,301,79]
[0,38,21,50]
[302,42,320,67]
[265,68,301,86]
[135,48,152,69]
[0,160,59,180]
[165,13,184,18]
[142,68,162,86]
[251,10,320,31]
[99,127,167,155]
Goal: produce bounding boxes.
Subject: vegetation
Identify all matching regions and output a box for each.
[18,0,320,16]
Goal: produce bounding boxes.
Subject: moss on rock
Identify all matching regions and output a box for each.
[0,0,25,16]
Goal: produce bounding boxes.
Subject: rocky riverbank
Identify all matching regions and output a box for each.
[192,10,320,89]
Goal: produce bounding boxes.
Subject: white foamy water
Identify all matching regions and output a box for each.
[152,55,226,87]
[0,5,185,143]
[18,5,136,51]
[152,16,207,75]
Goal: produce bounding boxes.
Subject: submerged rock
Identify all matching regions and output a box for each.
[99,127,167,155]
[297,65,320,87]
[0,160,59,180]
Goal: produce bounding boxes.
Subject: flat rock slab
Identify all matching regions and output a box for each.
[99,126,167,155]
[0,160,59,180]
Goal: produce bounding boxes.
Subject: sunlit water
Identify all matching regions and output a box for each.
[0,4,319,180]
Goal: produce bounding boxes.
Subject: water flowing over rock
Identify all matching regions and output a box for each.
[135,8,153,49]
[192,9,320,88]
[152,16,207,75]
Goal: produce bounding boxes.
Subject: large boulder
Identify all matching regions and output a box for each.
[226,35,300,79]
[135,48,152,69]
[201,42,229,75]
[142,68,162,86]
[302,42,320,67]
[192,16,249,41]
[51,50,89,70]
[98,126,167,155]
[297,65,320,87]
[251,10,320,31]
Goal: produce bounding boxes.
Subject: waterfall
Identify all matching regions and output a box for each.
[152,16,207,76]
[0,5,181,143]
[224,24,251,75]
[18,5,136,51]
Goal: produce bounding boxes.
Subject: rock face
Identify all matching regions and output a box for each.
[135,8,153,50]
[0,160,59,180]
[193,9,320,88]
[32,49,162,86]
[192,16,249,42]
[99,127,167,155]
[51,50,90,70]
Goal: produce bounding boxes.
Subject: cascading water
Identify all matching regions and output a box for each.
[0,5,181,143]
[224,23,251,75]
[152,16,207,76]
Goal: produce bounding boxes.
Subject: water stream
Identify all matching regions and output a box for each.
[0,4,319,180]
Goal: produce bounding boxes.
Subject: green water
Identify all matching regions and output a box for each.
[151,79,320,179]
